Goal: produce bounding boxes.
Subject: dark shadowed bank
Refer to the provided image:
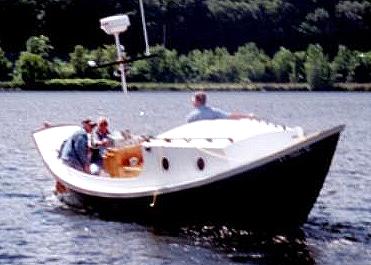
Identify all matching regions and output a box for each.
[1,79,371,92]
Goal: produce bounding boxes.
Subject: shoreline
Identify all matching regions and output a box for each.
[1,80,371,92]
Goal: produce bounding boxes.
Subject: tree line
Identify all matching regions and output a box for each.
[1,35,371,90]
[1,0,371,57]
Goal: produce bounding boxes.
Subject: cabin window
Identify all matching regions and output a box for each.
[197,157,205,171]
[162,157,169,170]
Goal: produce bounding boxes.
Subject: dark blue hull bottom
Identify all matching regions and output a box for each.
[65,130,342,230]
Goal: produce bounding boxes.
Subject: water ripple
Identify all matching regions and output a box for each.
[0,92,370,265]
[0,193,39,199]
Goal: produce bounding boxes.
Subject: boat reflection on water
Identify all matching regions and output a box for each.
[56,193,316,265]
[177,225,315,265]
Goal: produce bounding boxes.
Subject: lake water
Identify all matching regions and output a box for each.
[0,91,370,265]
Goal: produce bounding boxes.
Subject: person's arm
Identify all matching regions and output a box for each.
[212,107,230,119]
[93,132,112,147]
[103,133,114,147]
[83,164,90,174]
[212,107,256,120]
[229,112,256,120]
[186,110,197,123]
[74,134,90,173]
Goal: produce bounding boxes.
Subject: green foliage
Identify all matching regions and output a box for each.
[290,51,306,83]
[305,44,333,90]
[1,0,371,59]
[141,45,183,82]
[89,45,118,79]
[178,47,238,82]
[26,35,53,58]
[299,8,331,35]
[205,47,239,82]
[234,43,271,82]
[332,45,358,82]
[52,58,74,79]
[69,45,92,78]
[41,79,120,91]
[66,45,119,79]
[335,1,371,29]
[4,33,371,87]
[11,35,55,83]
[183,49,215,82]
[90,47,110,79]
[0,47,12,81]
[130,45,245,83]
[207,0,260,22]
[129,59,152,82]
[354,51,371,83]
[271,47,295,82]
[14,52,51,84]
[0,81,23,89]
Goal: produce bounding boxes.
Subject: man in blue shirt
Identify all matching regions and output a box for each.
[60,118,97,173]
[186,91,255,123]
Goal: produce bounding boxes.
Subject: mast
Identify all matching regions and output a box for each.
[139,0,150,56]
[96,1,150,93]
[114,33,127,93]
[100,14,130,94]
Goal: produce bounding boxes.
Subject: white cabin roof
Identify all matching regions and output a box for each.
[144,119,288,148]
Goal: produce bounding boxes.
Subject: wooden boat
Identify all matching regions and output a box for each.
[33,119,344,229]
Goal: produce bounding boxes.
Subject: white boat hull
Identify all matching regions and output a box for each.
[33,120,344,229]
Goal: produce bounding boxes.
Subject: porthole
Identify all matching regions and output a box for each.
[162,157,169,170]
[197,157,205,171]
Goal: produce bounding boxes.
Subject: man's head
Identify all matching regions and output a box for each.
[97,117,109,133]
[81,118,97,133]
[192,91,207,107]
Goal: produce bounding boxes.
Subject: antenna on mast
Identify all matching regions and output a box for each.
[139,0,150,56]
[100,14,130,93]
[92,2,152,93]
